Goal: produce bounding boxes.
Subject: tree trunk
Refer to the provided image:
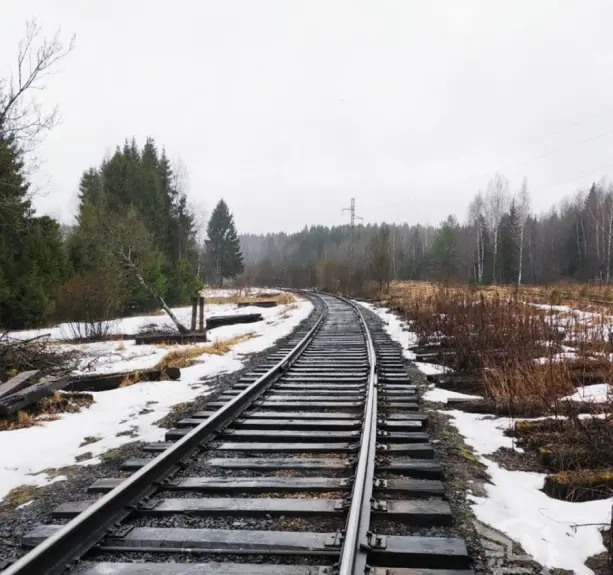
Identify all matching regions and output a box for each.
[492,226,499,285]
[517,223,524,288]
[121,250,189,333]
[607,206,613,284]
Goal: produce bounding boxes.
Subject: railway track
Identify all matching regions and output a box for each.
[3,293,472,575]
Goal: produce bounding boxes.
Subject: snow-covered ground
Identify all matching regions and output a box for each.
[451,410,611,575]
[563,383,611,404]
[8,287,280,342]
[356,299,610,575]
[423,385,481,404]
[0,295,312,503]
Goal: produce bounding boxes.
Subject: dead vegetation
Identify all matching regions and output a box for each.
[203,291,294,306]
[386,280,613,507]
[0,333,80,380]
[154,333,257,371]
[0,391,94,430]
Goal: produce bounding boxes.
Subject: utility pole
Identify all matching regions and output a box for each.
[343,197,362,227]
[342,198,362,292]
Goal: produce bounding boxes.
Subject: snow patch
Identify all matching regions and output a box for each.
[0,296,313,503]
[423,386,481,404]
[448,410,610,575]
[563,383,611,404]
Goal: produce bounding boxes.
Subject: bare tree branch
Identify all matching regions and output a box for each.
[0,19,75,149]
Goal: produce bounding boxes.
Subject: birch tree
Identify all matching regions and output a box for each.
[485,173,509,284]
[516,178,531,287]
[468,191,486,284]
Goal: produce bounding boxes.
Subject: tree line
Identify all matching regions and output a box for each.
[1,128,245,330]
[0,22,245,330]
[240,174,613,293]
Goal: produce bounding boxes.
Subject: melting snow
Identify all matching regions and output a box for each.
[0,296,312,503]
[361,298,610,575]
[563,383,611,404]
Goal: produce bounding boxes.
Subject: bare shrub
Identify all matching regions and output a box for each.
[398,286,559,372]
[55,271,123,341]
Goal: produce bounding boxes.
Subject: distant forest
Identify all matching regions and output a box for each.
[3,23,613,330]
[240,174,613,293]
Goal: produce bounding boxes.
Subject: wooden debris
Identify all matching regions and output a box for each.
[0,370,39,400]
[135,332,209,345]
[206,313,263,330]
[65,367,181,392]
[0,377,73,416]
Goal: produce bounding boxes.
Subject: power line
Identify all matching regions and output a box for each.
[342,197,363,227]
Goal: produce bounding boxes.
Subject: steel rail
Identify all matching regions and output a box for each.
[337,297,378,575]
[3,296,327,575]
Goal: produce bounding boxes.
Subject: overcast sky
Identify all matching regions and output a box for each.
[2,1,613,234]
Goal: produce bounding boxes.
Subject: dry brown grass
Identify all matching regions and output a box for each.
[392,285,559,372]
[0,392,94,431]
[115,339,126,351]
[483,359,577,414]
[387,279,613,311]
[203,291,294,306]
[154,333,256,371]
[119,370,142,388]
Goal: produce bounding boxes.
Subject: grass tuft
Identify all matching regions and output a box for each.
[154,333,256,371]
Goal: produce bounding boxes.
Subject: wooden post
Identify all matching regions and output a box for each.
[191,297,198,332]
[199,296,205,332]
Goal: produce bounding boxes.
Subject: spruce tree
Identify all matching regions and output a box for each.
[205,200,244,287]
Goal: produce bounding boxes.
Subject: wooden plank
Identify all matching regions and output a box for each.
[193,411,358,420]
[0,376,72,416]
[237,301,277,308]
[379,500,452,524]
[383,478,445,497]
[121,457,347,471]
[54,497,343,518]
[371,536,470,569]
[206,314,263,329]
[166,428,360,441]
[23,526,334,555]
[65,367,180,392]
[253,401,363,410]
[135,332,208,345]
[373,570,472,575]
[379,459,442,478]
[62,498,449,524]
[217,442,356,452]
[88,476,346,494]
[383,443,434,457]
[78,563,321,575]
[0,370,38,400]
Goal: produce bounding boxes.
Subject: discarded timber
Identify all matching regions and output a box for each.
[65,367,181,392]
[237,301,277,308]
[206,313,263,330]
[0,376,72,416]
[0,370,39,400]
[135,332,208,345]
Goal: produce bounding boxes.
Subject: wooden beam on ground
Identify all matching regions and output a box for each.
[0,377,72,416]
[0,370,39,400]
[206,313,263,330]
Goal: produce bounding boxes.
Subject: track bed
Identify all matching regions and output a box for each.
[4,294,473,575]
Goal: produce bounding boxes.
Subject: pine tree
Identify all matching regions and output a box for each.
[68,137,201,314]
[0,127,68,327]
[431,215,459,283]
[206,200,244,287]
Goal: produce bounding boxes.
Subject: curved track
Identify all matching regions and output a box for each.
[3,293,472,575]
